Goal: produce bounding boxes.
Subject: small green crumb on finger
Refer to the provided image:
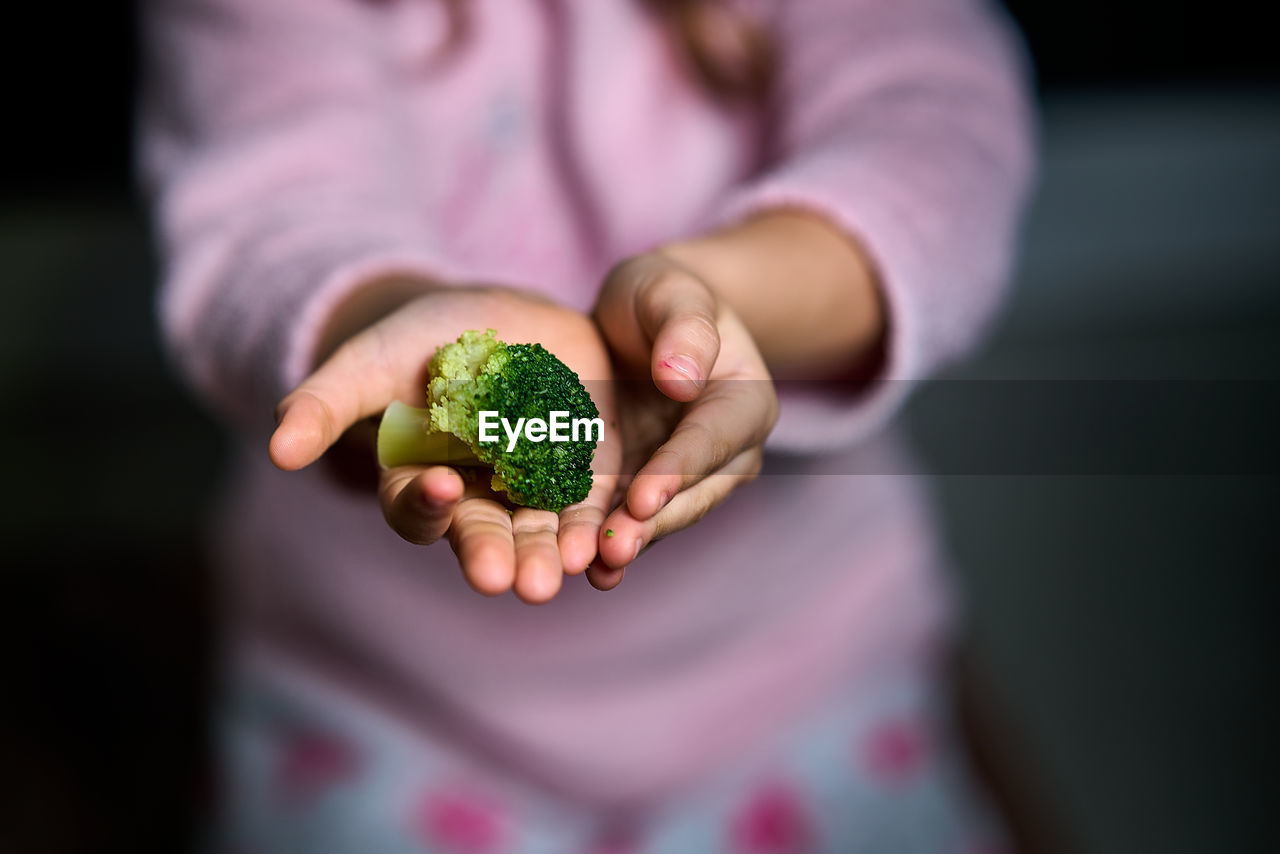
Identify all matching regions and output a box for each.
[605,529,614,537]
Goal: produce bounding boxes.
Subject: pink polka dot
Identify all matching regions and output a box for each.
[274,729,359,804]
[413,787,505,853]
[728,781,815,853]
[861,717,930,784]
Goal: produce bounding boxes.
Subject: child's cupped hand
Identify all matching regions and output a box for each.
[269,285,622,604]
[586,252,779,591]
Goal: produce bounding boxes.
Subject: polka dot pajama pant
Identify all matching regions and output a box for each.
[214,661,1010,854]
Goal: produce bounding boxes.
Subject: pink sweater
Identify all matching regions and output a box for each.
[141,0,1034,807]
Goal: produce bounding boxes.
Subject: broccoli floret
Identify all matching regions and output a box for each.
[376,329,600,511]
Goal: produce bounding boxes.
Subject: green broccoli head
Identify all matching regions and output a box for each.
[377,329,600,511]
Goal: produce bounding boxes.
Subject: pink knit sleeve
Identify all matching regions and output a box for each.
[139,0,456,429]
[716,0,1037,452]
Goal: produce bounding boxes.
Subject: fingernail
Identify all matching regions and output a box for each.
[661,355,703,386]
[632,537,644,561]
[656,490,671,511]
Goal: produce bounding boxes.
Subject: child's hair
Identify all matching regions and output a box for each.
[376,0,775,102]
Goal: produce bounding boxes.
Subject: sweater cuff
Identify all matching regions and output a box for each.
[163,219,461,431]
[279,247,460,399]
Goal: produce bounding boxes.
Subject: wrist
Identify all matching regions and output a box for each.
[660,209,886,379]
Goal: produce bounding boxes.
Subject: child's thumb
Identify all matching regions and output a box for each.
[596,253,721,402]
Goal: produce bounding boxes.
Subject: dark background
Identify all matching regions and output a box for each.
[2,2,1277,852]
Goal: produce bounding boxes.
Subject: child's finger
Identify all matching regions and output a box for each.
[594,254,720,397]
[624,381,776,520]
[511,510,563,604]
[648,446,760,540]
[269,328,395,471]
[378,465,464,545]
[448,497,518,596]
[636,266,721,402]
[571,416,625,590]
[585,558,625,591]
[557,439,622,577]
[557,487,610,576]
[598,447,762,571]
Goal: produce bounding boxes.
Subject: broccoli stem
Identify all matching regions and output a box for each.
[377,400,480,468]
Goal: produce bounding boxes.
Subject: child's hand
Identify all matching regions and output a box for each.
[588,253,778,589]
[269,284,621,603]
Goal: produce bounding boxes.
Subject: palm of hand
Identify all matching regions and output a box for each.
[272,285,621,603]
